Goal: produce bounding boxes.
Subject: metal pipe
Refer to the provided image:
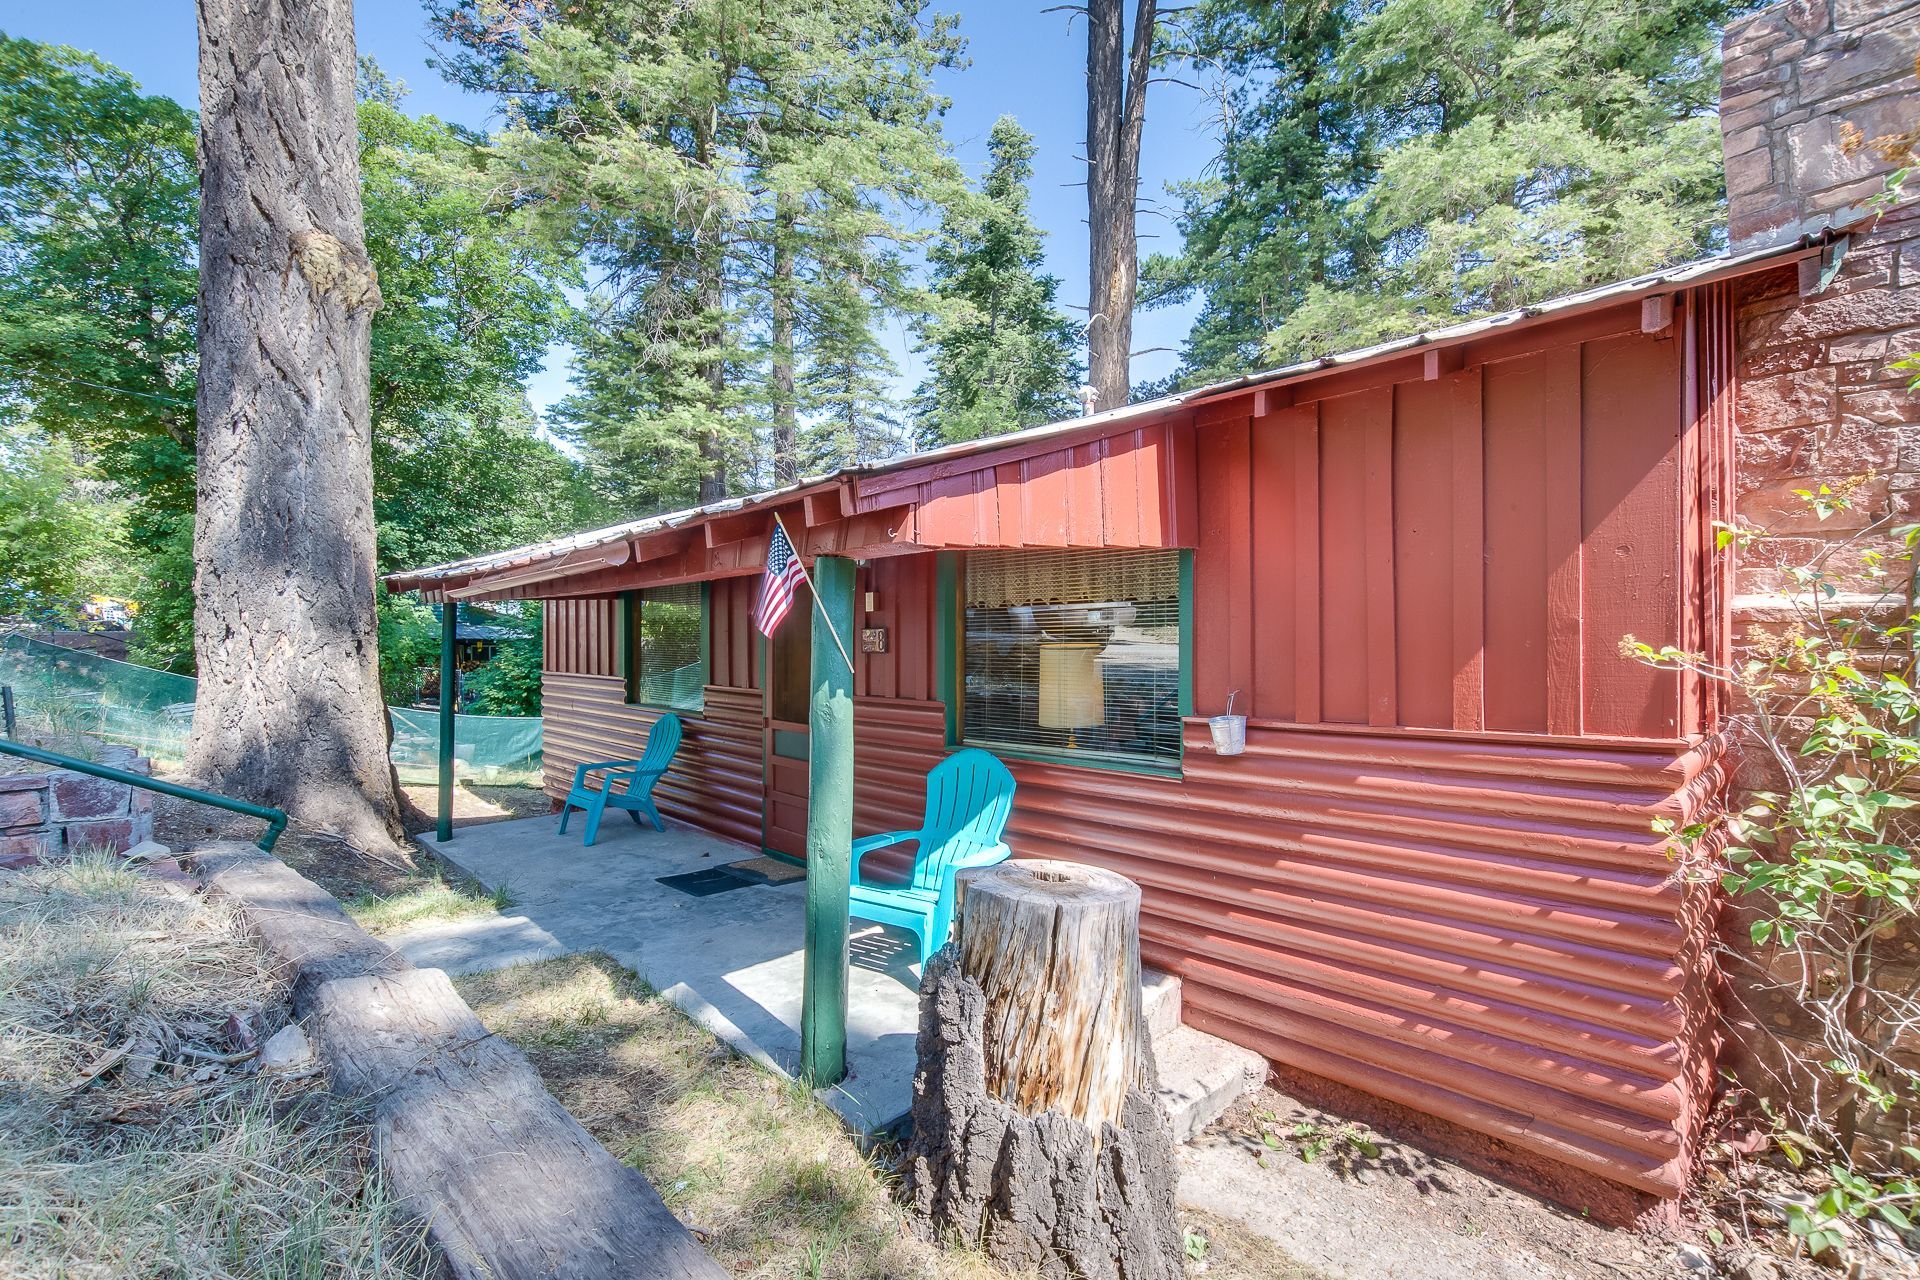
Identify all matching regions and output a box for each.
[0,738,288,852]
[437,600,456,842]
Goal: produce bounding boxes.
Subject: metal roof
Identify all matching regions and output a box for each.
[387,234,1822,594]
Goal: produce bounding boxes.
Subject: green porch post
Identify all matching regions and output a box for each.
[801,554,855,1086]
[437,600,456,843]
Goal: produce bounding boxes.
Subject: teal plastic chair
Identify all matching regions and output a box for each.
[558,714,683,847]
[850,748,1016,966]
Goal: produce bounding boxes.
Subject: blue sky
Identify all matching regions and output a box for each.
[8,1,1212,415]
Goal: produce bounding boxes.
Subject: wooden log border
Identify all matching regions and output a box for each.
[186,842,726,1280]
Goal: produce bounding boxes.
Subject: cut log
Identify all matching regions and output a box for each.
[309,967,727,1280]
[906,860,1181,1280]
[190,842,409,1013]
[190,843,724,1279]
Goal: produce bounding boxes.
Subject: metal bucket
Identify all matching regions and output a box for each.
[1208,713,1246,756]
[1209,690,1246,755]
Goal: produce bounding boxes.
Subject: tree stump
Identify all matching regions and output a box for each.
[904,860,1181,1280]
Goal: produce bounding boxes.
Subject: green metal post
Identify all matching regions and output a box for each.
[801,554,855,1086]
[437,600,456,843]
[935,552,959,745]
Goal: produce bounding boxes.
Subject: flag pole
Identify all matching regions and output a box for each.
[773,511,857,676]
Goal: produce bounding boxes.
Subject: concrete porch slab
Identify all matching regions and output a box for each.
[413,813,922,1136]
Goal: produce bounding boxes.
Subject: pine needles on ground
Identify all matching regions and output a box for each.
[0,850,436,1280]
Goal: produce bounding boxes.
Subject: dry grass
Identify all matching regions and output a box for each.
[1178,1212,1337,1280]
[453,952,1013,1280]
[342,872,514,936]
[453,953,1322,1280]
[0,850,436,1279]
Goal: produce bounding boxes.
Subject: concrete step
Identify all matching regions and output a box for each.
[1153,1023,1268,1143]
[1140,968,1267,1143]
[1141,965,1183,1039]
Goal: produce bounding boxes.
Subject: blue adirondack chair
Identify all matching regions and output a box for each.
[850,748,1016,965]
[558,713,684,847]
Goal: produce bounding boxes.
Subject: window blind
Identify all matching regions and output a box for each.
[629,583,704,711]
[961,549,1182,767]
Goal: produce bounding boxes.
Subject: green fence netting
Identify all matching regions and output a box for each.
[0,635,542,786]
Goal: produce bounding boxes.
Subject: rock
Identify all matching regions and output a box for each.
[1675,1242,1715,1274]
[124,1035,163,1081]
[224,1012,258,1052]
[259,1023,313,1071]
[120,840,173,862]
[1727,1254,1779,1280]
[50,773,129,821]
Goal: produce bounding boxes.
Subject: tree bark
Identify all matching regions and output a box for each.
[693,116,729,505]
[770,200,799,487]
[1086,0,1154,414]
[905,860,1181,1280]
[190,0,407,856]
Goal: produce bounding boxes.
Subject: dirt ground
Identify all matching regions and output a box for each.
[1179,1086,1880,1280]
[150,769,547,846]
[140,774,1903,1280]
[149,775,549,902]
[396,779,552,831]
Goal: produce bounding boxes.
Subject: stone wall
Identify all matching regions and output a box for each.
[1723,121,1920,1135]
[1733,205,1920,604]
[1718,0,1920,1141]
[1722,0,1920,252]
[0,744,157,867]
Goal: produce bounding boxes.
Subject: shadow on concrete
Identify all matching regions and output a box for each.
[410,814,923,1133]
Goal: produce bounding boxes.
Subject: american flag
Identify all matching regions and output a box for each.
[754,521,808,637]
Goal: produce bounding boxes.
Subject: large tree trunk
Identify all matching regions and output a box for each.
[190,0,407,856]
[905,860,1181,1280]
[1086,0,1153,414]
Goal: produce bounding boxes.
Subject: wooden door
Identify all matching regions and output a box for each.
[763,582,812,858]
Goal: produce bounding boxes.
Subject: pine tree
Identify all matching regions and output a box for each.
[1154,0,1747,376]
[192,0,407,854]
[802,272,910,469]
[432,0,964,508]
[1085,0,1156,412]
[914,117,1083,446]
[1141,0,1371,384]
[0,38,589,671]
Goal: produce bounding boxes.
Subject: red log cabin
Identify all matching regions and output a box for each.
[388,0,1920,1210]
[389,243,1795,1208]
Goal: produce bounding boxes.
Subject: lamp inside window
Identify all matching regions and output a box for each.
[961,550,1182,767]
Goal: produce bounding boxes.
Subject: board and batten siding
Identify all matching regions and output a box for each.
[534,303,1730,1201]
[1193,326,1694,739]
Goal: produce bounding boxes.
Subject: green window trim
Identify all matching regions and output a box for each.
[960,737,1186,780]
[1178,549,1194,722]
[948,548,1188,777]
[936,552,959,746]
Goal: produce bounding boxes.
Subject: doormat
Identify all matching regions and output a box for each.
[720,857,807,886]
[656,868,752,898]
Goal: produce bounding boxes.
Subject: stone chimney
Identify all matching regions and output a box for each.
[1721,0,1920,251]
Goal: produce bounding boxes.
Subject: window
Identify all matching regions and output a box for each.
[626,583,705,711]
[961,550,1183,768]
